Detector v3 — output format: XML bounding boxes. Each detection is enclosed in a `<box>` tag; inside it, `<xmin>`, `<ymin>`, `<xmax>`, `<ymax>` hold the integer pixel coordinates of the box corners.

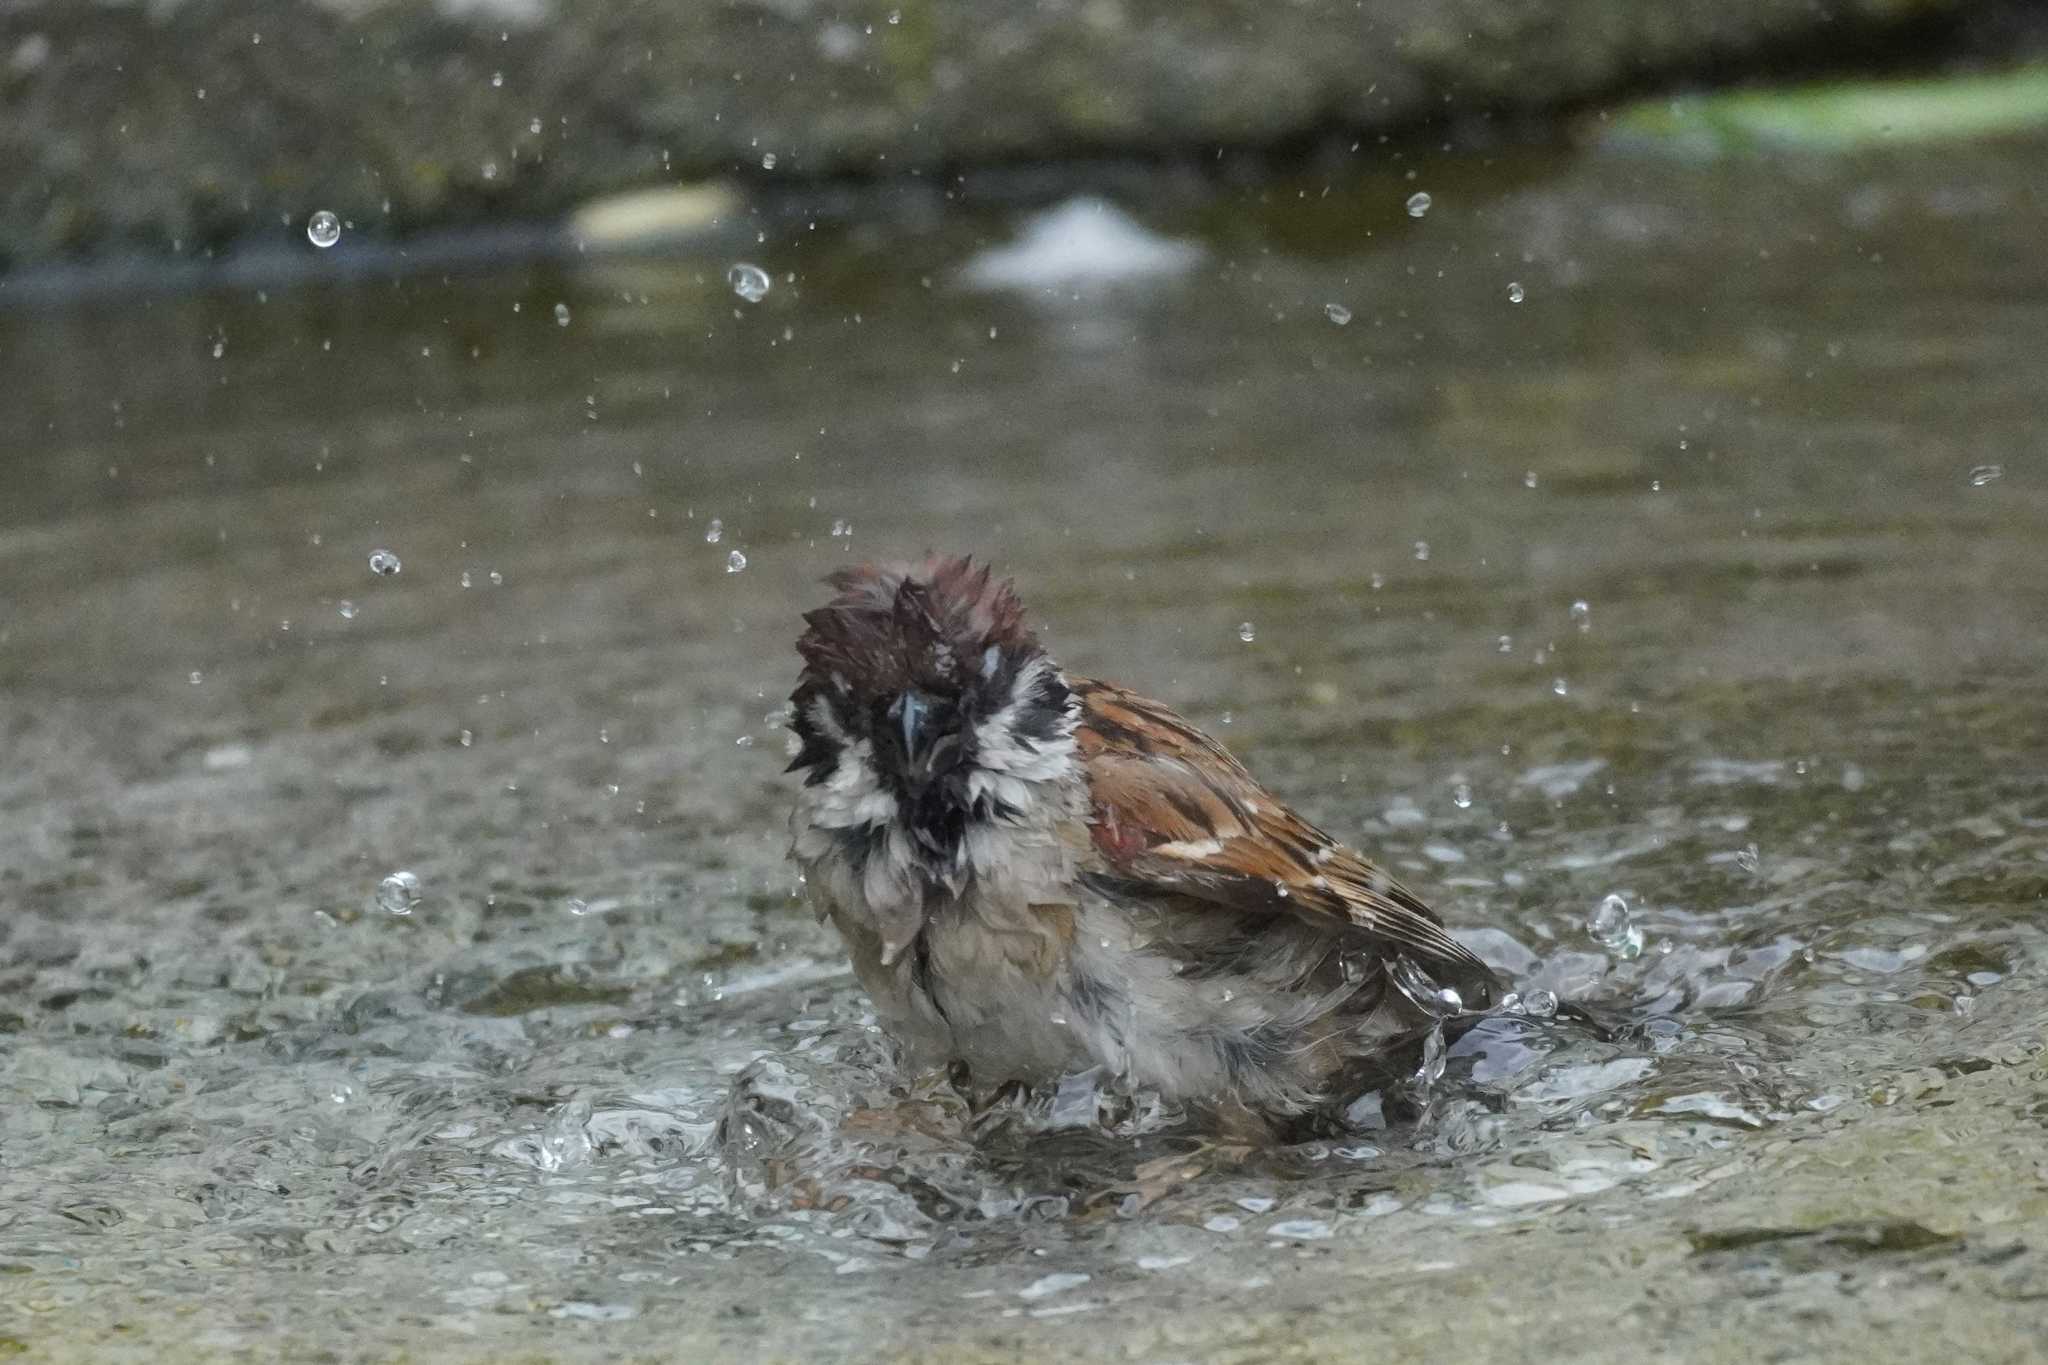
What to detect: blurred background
<box><xmin>4</xmin><ymin>3</ymin><xmax>2048</xmax><ymax>1362</ymax></box>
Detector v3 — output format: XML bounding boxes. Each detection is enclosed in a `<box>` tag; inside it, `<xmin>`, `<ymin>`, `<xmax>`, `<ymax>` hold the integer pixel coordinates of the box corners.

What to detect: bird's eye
<box><xmin>980</xmin><ymin>644</ymin><xmax>1002</xmax><ymax>679</ymax></box>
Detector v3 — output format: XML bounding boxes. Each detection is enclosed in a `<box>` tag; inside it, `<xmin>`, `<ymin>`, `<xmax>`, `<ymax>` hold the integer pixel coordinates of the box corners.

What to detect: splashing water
<box><xmin>376</xmin><ymin>870</ymin><xmax>422</xmax><ymax>915</ymax></box>
<box><xmin>728</xmin><ymin>263</ymin><xmax>772</xmax><ymax>303</ymax></box>
<box><xmin>1585</xmin><ymin>893</ymin><xmax>1644</xmax><ymax>960</ymax></box>
<box><xmin>1387</xmin><ymin>956</ymin><xmax>1466</xmax><ymax>1018</ymax></box>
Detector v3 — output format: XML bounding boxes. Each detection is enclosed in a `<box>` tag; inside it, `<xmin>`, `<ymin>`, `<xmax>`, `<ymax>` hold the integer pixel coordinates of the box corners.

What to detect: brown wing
<box><xmin>1071</xmin><ymin>676</ymin><xmax>1498</xmax><ymax>1007</ymax></box>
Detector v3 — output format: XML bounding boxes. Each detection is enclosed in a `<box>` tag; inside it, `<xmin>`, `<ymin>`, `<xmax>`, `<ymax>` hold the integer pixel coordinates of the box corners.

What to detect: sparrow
<box><xmin>785</xmin><ymin>555</ymin><xmax>1501</xmax><ymax>1131</ymax></box>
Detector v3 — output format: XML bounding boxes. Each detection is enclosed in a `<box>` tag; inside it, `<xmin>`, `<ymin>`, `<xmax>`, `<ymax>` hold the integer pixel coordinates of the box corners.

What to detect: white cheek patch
<box><xmin>799</xmin><ymin>737</ymin><xmax>899</xmax><ymax>830</ymax></box>
<box><xmin>972</xmin><ymin>659</ymin><xmax>1079</xmax><ymax>782</ymax></box>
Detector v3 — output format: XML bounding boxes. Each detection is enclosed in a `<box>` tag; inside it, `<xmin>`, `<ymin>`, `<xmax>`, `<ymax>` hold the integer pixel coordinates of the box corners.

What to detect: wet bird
<box><xmin>785</xmin><ymin>555</ymin><xmax>1500</xmax><ymax>1132</ymax></box>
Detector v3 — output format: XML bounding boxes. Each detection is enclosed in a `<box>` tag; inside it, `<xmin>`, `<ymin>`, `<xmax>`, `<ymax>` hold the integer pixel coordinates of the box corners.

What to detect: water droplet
<box><xmin>726</xmin><ymin>550</ymin><xmax>748</xmax><ymax>573</ymax></box>
<box><xmin>1405</xmin><ymin>191</ymin><xmax>1432</xmax><ymax>218</ymax></box>
<box><xmin>1735</xmin><ymin>843</ymin><xmax>1762</xmax><ymax>875</ymax></box>
<box><xmin>566</xmin><ymin>898</ymin><xmax>590</xmax><ymax>917</ymax></box>
<box><xmin>1324</xmin><ymin>302</ymin><xmax>1352</xmax><ymax>326</ymax></box>
<box><xmin>760</xmin><ymin>151</ymin><xmax>778</xmax><ymax>170</ymax></box>
<box><xmin>529</xmin><ymin>117</ymin><xmax>543</xmax><ymax>135</ymax></box>
<box><xmin>1551</xmin><ymin>677</ymin><xmax>1569</xmax><ymax>696</ymax></box>
<box><xmin>1387</xmin><ymin>956</ymin><xmax>1464</xmax><ymax>1017</ymax></box>
<box><xmin>1496</xmin><ymin>634</ymin><xmax>1513</xmax><ymax>654</ymax></box>
<box><xmin>553</xmin><ymin>302</ymin><xmax>571</xmax><ymax>327</ymax></box>
<box><xmin>368</xmin><ymin>548</ymin><xmax>402</xmax><ymax>576</ymax></box>
<box><xmin>705</xmin><ymin>518</ymin><xmax>723</xmax><ymax>543</ymax></box>
<box><xmin>1237</xmin><ymin>621</ymin><xmax>1256</xmax><ymax>643</ymax></box>
<box><xmin>1523</xmin><ymin>470</ymin><xmax>1539</xmax><ymax>489</ymax></box>
<box><xmin>490</xmin><ymin>70</ymin><xmax>504</xmax><ymax>88</ymax></box>
<box><xmin>1452</xmin><ymin>782</ymin><xmax>1473</xmax><ymax>809</ymax></box>
<box><xmin>1968</xmin><ymin>464</ymin><xmax>2004</xmax><ymax>487</ymax></box>
<box><xmin>1570</xmin><ymin>599</ymin><xmax>1591</xmax><ymax>632</ymax></box>
<box><xmin>538</xmin><ymin>1097</ymin><xmax>594</xmax><ymax>1171</ymax></box>
<box><xmin>887</xmin><ymin>8</ymin><xmax>901</xmax><ymax>21</ymax></box>
<box><xmin>1586</xmin><ymin>893</ymin><xmax>1644</xmax><ymax>959</ymax></box>
<box><xmin>306</xmin><ymin>210</ymin><xmax>341</xmax><ymax>249</ymax></box>
<box><xmin>459</xmin><ymin>729</ymin><xmax>473</xmax><ymax>747</ymax></box>
<box><xmin>727</xmin><ymin>263</ymin><xmax>771</xmax><ymax>303</ymax></box>
<box><xmin>377</xmin><ymin>870</ymin><xmax>422</xmax><ymax>915</ymax></box>
<box><xmin>188</xmin><ymin>670</ymin><xmax>204</xmax><ymax>686</ymax></box>
<box><xmin>489</xmin><ymin>570</ymin><xmax>503</xmax><ymax>586</ymax></box>
<box><xmin>830</xmin><ymin>518</ymin><xmax>851</xmax><ymax>537</ymax></box>
<box><xmin>1414</xmin><ymin>1022</ymin><xmax>1448</xmax><ymax>1088</ymax></box>
<box><xmin>1523</xmin><ymin>989</ymin><xmax>1559</xmax><ymax>1018</ymax></box>
<box><xmin>1507</xmin><ymin>281</ymin><xmax>1525</xmax><ymax>303</ymax></box>
<box><xmin>459</xmin><ymin>571</ymin><xmax>472</xmax><ymax>588</ymax></box>
<box><xmin>337</xmin><ymin>600</ymin><xmax>356</xmax><ymax>620</ymax></box>
<box><xmin>735</xmin><ymin>734</ymin><xmax>754</xmax><ymax>748</ymax></box>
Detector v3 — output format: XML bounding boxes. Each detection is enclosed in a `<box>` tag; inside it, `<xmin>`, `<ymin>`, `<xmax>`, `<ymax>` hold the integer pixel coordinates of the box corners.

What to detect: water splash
<box><xmin>1586</xmin><ymin>894</ymin><xmax>1644</xmax><ymax>960</ymax></box>
<box><xmin>376</xmin><ymin>870</ymin><xmax>422</xmax><ymax>915</ymax></box>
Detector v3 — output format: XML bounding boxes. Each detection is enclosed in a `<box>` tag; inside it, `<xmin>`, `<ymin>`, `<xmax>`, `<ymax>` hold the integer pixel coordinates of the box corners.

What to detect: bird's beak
<box><xmin>890</xmin><ymin>689</ymin><xmax>938</xmax><ymax>785</ymax></box>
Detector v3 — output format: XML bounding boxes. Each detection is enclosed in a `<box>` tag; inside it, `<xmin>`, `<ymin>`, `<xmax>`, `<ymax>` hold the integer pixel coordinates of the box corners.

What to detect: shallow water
<box><xmin>3</xmin><ymin>137</ymin><xmax>2047</xmax><ymax>1361</ymax></box>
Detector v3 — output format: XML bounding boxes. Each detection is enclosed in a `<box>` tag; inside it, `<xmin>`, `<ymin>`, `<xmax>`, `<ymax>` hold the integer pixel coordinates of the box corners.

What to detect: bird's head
<box><xmin>787</xmin><ymin>556</ymin><xmax>1074</xmax><ymax>812</ymax></box>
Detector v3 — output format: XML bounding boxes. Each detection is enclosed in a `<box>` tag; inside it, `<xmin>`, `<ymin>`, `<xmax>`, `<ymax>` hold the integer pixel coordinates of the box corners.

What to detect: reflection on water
<box><xmin>3</xmin><ymin>136</ymin><xmax>2047</xmax><ymax>1357</ymax></box>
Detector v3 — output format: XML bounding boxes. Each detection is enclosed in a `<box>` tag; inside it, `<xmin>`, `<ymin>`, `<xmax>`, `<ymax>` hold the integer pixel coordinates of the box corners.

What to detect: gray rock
<box><xmin>0</xmin><ymin>0</ymin><xmax>1987</xmax><ymax>263</ymax></box>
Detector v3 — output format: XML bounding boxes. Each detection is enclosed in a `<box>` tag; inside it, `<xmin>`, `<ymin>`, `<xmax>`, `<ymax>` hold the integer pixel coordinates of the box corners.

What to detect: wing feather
<box><xmin>1072</xmin><ymin>676</ymin><xmax>1497</xmax><ymax>1006</ymax></box>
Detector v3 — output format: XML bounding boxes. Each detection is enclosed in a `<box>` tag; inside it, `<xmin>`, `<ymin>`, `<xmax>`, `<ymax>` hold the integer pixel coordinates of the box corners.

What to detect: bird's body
<box><xmin>787</xmin><ymin>557</ymin><xmax>1499</xmax><ymax>1128</ymax></box>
